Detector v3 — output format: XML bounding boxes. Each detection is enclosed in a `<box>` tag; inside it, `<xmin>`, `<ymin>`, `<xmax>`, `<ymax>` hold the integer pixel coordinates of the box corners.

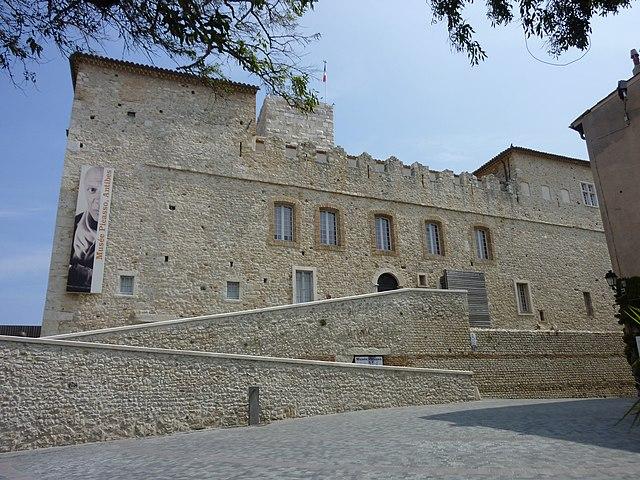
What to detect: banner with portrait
<box><xmin>66</xmin><ymin>165</ymin><xmax>114</xmax><ymax>293</ymax></box>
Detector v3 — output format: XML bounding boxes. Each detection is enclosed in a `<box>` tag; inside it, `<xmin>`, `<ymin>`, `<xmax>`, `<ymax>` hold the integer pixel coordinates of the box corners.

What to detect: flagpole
<box><xmin>323</xmin><ymin>60</ymin><xmax>327</xmax><ymax>102</ymax></box>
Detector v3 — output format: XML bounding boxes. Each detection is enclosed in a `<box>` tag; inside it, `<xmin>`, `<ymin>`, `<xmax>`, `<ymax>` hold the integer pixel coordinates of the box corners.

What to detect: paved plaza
<box><xmin>1</xmin><ymin>398</ymin><xmax>639</xmax><ymax>479</ymax></box>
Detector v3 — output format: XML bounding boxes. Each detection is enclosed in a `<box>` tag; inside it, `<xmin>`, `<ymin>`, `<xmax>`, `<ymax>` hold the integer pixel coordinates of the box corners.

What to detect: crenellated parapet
<box><xmin>236</xmin><ymin>133</ymin><xmax>602</xmax><ymax>231</ymax></box>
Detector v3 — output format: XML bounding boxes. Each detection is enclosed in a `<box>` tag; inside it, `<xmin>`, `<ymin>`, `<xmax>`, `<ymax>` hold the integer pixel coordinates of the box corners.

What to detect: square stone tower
<box><xmin>257</xmin><ymin>95</ymin><xmax>334</xmax><ymax>149</ymax></box>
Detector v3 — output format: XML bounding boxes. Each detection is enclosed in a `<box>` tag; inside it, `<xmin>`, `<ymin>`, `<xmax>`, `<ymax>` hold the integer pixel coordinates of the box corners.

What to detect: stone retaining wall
<box><xmin>50</xmin><ymin>291</ymin><xmax>634</xmax><ymax>398</ymax></box>
<box><xmin>53</xmin><ymin>289</ymin><xmax>471</xmax><ymax>362</ymax></box>
<box><xmin>407</xmin><ymin>329</ymin><xmax>634</xmax><ymax>398</ymax></box>
<box><xmin>0</xmin><ymin>336</ymin><xmax>476</xmax><ymax>452</ymax></box>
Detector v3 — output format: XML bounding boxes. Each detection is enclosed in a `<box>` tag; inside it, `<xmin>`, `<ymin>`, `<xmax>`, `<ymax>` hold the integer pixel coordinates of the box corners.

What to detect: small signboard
<box><xmin>354</xmin><ymin>356</ymin><xmax>383</xmax><ymax>366</ymax></box>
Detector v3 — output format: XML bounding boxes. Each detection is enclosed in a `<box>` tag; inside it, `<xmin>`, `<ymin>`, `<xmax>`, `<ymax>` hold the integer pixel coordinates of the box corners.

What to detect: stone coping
<box><xmin>49</xmin><ymin>288</ymin><xmax>467</xmax><ymax>339</ymax></box>
<box><xmin>0</xmin><ymin>336</ymin><xmax>474</xmax><ymax>376</ymax></box>
<box><xmin>470</xmin><ymin>328</ymin><xmax>622</xmax><ymax>334</ymax></box>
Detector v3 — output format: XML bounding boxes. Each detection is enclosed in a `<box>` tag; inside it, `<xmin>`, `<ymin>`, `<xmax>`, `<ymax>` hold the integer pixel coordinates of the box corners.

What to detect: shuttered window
<box><xmin>474</xmin><ymin>227</ymin><xmax>491</xmax><ymax>260</ymax></box>
<box><xmin>444</xmin><ymin>270</ymin><xmax>491</xmax><ymax>328</ymax></box>
<box><xmin>320</xmin><ymin>209</ymin><xmax>338</xmax><ymax>245</ymax></box>
<box><xmin>375</xmin><ymin>216</ymin><xmax>392</xmax><ymax>251</ymax></box>
<box><xmin>581</xmin><ymin>182</ymin><xmax>598</xmax><ymax>207</ymax></box>
<box><xmin>425</xmin><ymin>222</ymin><xmax>442</xmax><ymax>255</ymax></box>
<box><xmin>274</xmin><ymin>204</ymin><xmax>294</xmax><ymax>241</ymax></box>
<box><xmin>516</xmin><ymin>282</ymin><xmax>532</xmax><ymax>314</ymax></box>
<box><xmin>295</xmin><ymin>270</ymin><xmax>314</xmax><ymax>303</ymax></box>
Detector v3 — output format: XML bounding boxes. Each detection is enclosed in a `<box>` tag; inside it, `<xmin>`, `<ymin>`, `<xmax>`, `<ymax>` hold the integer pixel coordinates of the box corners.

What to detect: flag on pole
<box><xmin>322</xmin><ymin>61</ymin><xmax>327</xmax><ymax>83</ymax></box>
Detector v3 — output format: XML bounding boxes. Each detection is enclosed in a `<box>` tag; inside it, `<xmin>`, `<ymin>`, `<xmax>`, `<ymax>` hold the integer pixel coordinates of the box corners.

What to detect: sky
<box><xmin>1</xmin><ymin>0</ymin><xmax>639</xmax><ymax>325</ymax></box>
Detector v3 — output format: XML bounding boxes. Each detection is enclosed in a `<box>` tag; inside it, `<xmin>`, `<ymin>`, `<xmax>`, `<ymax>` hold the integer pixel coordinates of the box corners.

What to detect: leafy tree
<box><xmin>1</xmin><ymin>0</ymin><xmax>320</xmax><ymax>109</ymax></box>
<box><xmin>0</xmin><ymin>0</ymin><xmax>635</xmax><ymax>110</ymax></box>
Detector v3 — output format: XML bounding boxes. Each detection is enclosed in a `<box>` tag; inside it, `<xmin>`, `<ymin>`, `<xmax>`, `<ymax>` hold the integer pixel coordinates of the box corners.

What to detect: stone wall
<box><xmin>0</xmin><ymin>336</ymin><xmax>476</xmax><ymax>452</ymax></box>
<box><xmin>53</xmin><ymin>289</ymin><xmax>471</xmax><ymax>361</ymax></box>
<box><xmin>257</xmin><ymin>95</ymin><xmax>334</xmax><ymax>148</ymax></box>
<box><xmin>42</xmin><ymin>55</ymin><xmax>615</xmax><ymax>336</ymax></box>
<box><xmin>52</xmin><ymin>289</ymin><xmax>634</xmax><ymax>398</ymax></box>
<box><xmin>412</xmin><ymin>329</ymin><xmax>634</xmax><ymax>398</ymax></box>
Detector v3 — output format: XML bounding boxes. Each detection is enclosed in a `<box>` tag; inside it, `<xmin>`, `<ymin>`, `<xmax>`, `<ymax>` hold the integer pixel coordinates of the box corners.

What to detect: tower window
<box><xmin>425</xmin><ymin>221</ymin><xmax>443</xmax><ymax>256</ymax></box>
<box><xmin>274</xmin><ymin>203</ymin><xmax>294</xmax><ymax>241</ymax></box>
<box><xmin>319</xmin><ymin>209</ymin><xmax>338</xmax><ymax>245</ymax></box>
<box><xmin>375</xmin><ymin>215</ymin><xmax>393</xmax><ymax>251</ymax></box>
<box><xmin>581</xmin><ymin>182</ymin><xmax>599</xmax><ymax>207</ymax></box>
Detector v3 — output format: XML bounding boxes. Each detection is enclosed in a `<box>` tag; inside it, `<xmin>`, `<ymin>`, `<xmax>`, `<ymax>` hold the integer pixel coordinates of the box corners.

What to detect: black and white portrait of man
<box><xmin>67</xmin><ymin>166</ymin><xmax>105</xmax><ymax>293</ymax></box>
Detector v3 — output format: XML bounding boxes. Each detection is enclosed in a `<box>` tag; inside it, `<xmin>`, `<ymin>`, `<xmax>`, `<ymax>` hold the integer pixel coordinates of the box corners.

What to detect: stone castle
<box><xmin>0</xmin><ymin>53</ymin><xmax>633</xmax><ymax>453</ymax></box>
<box><xmin>43</xmin><ymin>53</ymin><xmax>612</xmax><ymax>335</ymax></box>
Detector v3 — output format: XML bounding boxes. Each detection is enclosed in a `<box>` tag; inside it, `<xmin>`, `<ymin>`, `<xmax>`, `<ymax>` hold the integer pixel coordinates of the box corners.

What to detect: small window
<box><xmin>515</xmin><ymin>282</ymin><xmax>532</xmax><ymax>314</ymax></box>
<box><xmin>418</xmin><ymin>274</ymin><xmax>427</xmax><ymax>287</ymax></box>
<box><xmin>285</xmin><ymin>144</ymin><xmax>297</xmax><ymax>159</ymax></box>
<box><xmin>541</xmin><ymin>185</ymin><xmax>551</xmax><ymax>201</ymax></box>
<box><xmin>316</xmin><ymin>150</ymin><xmax>328</xmax><ymax>164</ymax></box>
<box><xmin>583</xmin><ymin>291</ymin><xmax>594</xmax><ymax>316</ymax></box>
<box><xmin>255</xmin><ymin>139</ymin><xmax>265</xmax><ymax>153</ymax></box>
<box><xmin>319</xmin><ymin>209</ymin><xmax>338</xmax><ymax>245</ymax></box>
<box><xmin>425</xmin><ymin>221</ymin><xmax>443</xmax><ymax>256</ymax></box>
<box><xmin>581</xmin><ymin>182</ymin><xmax>599</xmax><ymax>207</ymax></box>
<box><xmin>168</xmin><ymin>205</ymin><xmax>176</xmax><ymax>211</ymax></box>
<box><xmin>520</xmin><ymin>182</ymin><xmax>531</xmax><ymax>196</ymax></box>
<box><xmin>294</xmin><ymin>269</ymin><xmax>315</xmax><ymax>303</ymax></box>
<box><xmin>274</xmin><ymin>204</ymin><xmax>294</xmax><ymax>241</ymax></box>
<box><xmin>559</xmin><ymin>189</ymin><xmax>570</xmax><ymax>204</ymax></box>
<box><xmin>126</xmin><ymin>111</ymin><xmax>136</xmax><ymax>118</ymax></box>
<box><xmin>226</xmin><ymin>281</ymin><xmax>240</xmax><ymax>300</ymax></box>
<box><xmin>119</xmin><ymin>275</ymin><xmax>135</xmax><ymax>296</ymax></box>
<box><xmin>474</xmin><ymin>227</ymin><xmax>492</xmax><ymax>260</ymax></box>
<box><xmin>375</xmin><ymin>215</ymin><xmax>393</xmax><ymax>251</ymax></box>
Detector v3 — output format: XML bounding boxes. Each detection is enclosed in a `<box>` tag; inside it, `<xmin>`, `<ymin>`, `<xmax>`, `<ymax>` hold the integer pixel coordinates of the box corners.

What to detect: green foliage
<box><xmin>0</xmin><ymin>0</ymin><xmax>635</xmax><ymax>108</ymax></box>
<box><xmin>0</xmin><ymin>0</ymin><xmax>319</xmax><ymax>110</ymax></box>
<box><xmin>429</xmin><ymin>0</ymin><xmax>633</xmax><ymax>64</ymax></box>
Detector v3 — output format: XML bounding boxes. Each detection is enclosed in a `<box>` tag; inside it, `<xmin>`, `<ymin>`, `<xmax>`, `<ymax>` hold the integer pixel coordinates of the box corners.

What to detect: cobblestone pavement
<box><xmin>1</xmin><ymin>398</ymin><xmax>639</xmax><ymax>479</ymax></box>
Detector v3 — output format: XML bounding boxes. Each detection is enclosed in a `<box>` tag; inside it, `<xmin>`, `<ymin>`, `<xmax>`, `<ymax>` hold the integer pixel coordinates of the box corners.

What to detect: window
<box><xmin>474</xmin><ymin>227</ymin><xmax>492</xmax><ymax>260</ymax></box>
<box><xmin>559</xmin><ymin>189</ymin><xmax>570</xmax><ymax>204</ymax></box>
<box><xmin>316</xmin><ymin>150</ymin><xmax>328</xmax><ymax>164</ymax></box>
<box><xmin>294</xmin><ymin>269</ymin><xmax>315</xmax><ymax>303</ymax></box>
<box><xmin>541</xmin><ymin>185</ymin><xmax>551</xmax><ymax>201</ymax></box>
<box><xmin>425</xmin><ymin>222</ymin><xmax>443</xmax><ymax>256</ymax></box>
<box><xmin>274</xmin><ymin>204</ymin><xmax>294</xmax><ymax>241</ymax></box>
<box><xmin>255</xmin><ymin>139</ymin><xmax>265</xmax><ymax>153</ymax></box>
<box><xmin>226</xmin><ymin>281</ymin><xmax>240</xmax><ymax>300</ymax></box>
<box><xmin>417</xmin><ymin>274</ymin><xmax>427</xmax><ymax>287</ymax></box>
<box><xmin>515</xmin><ymin>282</ymin><xmax>532</xmax><ymax>314</ymax></box>
<box><xmin>581</xmin><ymin>182</ymin><xmax>599</xmax><ymax>207</ymax></box>
<box><xmin>375</xmin><ymin>216</ymin><xmax>392</xmax><ymax>251</ymax></box>
<box><xmin>520</xmin><ymin>182</ymin><xmax>531</xmax><ymax>196</ymax></box>
<box><xmin>319</xmin><ymin>209</ymin><xmax>338</xmax><ymax>245</ymax></box>
<box><xmin>119</xmin><ymin>275</ymin><xmax>134</xmax><ymax>296</ymax></box>
<box><xmin>583</xmin><ymin>291</ymin><xmax>594</xmax><ymax>316</ymax></box>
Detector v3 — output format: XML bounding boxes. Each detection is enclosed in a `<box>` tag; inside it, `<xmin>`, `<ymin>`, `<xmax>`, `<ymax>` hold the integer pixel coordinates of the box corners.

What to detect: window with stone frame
<box><xmin>274</xmin><ymin>203</ymin><xmax>294</xmax><ymax>241</ymax></box>
<box><xmin>474</xmin><ymin>227</ymin><xmax>492</xmax><ymax>260</ymax></box>
<box><xmin>374</xmin><ymin>215</ymin><xmax>393</xmax><ymax>251</ymax></box>
<box><xmin>226</xmin><ymin>281</ymin><xmax>240</xmax><ymax>300</ymax></box>
<box><xmin>580</xmin><ymin>182</ymin><xmax>599</xmax><ymax>207</ymax></box>
<box><xmin>425</xmin><ymin>221</ymin><xmax>444</xmax><ymax>256</ymax></box>
<box><xmin>515</xmin><ymin>282</ymin><xmax>533</xmax><ymax>314</ymax></box>
<box><xmin>119</xmin><ymin>275</ymin><xmax>135</xmax><ymax>296</ymax></box>
<box><xmin>319</xmin><ymin>208</ymin><xmax>338</xmax><ymax>246</ymax></box>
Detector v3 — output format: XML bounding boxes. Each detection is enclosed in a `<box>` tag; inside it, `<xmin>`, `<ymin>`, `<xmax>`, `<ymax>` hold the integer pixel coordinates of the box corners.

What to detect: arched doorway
<box><xmin>377</xmin><ymin>273</ymin><xmax>399</xmax><ymax>292</ymax></box>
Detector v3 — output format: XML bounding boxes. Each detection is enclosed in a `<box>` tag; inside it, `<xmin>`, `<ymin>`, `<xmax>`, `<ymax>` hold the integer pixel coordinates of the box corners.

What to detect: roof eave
<box><xmin>69</xmin><ymin>52</ymin><xmax>260</xmax><ymax>94</ymax></box>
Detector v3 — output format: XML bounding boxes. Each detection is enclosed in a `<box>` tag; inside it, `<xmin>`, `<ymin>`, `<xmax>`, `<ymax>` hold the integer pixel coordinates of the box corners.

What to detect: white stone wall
<box><xmin>0</xmin><ymin>336</ymin><xmax>476</xmax><ymax>452</ymax></box>
<box><xmin>54</xmin><ymin>289</ymin><xmax>472</xmax><ymax>361</ymax></box>
<box><xmin>53</xmin><ymin>289</ymin><xmax>634</xmax><ymax>398</ymax></box>
<box><xmin>42</xmin><ymin>57</ymin><xmax>615</xmax><ymax>336</ymax></box>
<box><xmin>257</xmin><ymin>95</ymin><xmax>334</xmax><ymax>148</ymax></box>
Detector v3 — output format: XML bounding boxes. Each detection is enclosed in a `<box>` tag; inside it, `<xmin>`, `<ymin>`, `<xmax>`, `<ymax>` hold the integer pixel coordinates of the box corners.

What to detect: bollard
<box><xmin>248</xmin><ymin>386</ymin><xmax>260</xmax><ymax>426</ymax></box>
